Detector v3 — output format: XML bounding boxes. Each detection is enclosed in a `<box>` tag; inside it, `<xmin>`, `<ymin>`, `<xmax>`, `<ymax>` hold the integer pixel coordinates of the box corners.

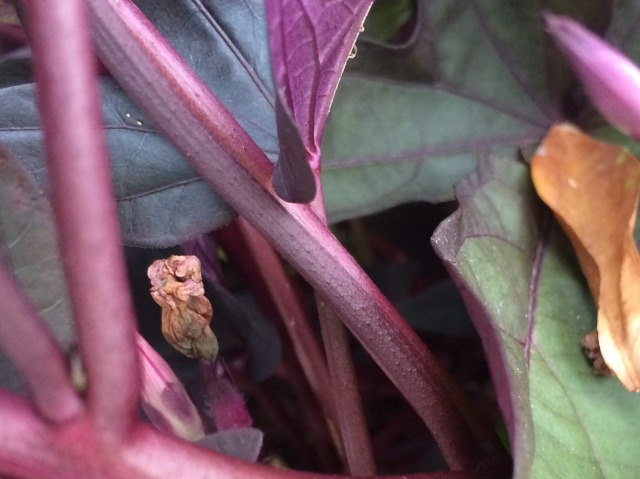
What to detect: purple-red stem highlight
<box><xmin>22</xmin><ymin>0</ymin><xmax>139</xmax><ymax>440</ymax></box>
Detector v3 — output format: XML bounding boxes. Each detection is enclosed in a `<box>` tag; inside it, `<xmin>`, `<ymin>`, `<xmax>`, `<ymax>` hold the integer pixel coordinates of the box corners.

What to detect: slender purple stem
<box><xmin>312</xmin><ymin>182</ymin><xmax>375</xmax><ymax>475</ymax></box>
<box><xmin>0</xmin><ymin>261</ymin><xmax>82</xmax><ymax>422</ymax></box>
<box><xmin>22</xmin><ymin>0</ymin><xmax>139</xmax><ymax>439</ymax></box>
<box><xmin>87</xmin><ymin>0</ymin><xmax>504</xmax><ymax>469</ymax></box>
<box><xmin>317</xmin><ymin>298</ymin><xmax>376</xmax><ymax>475</ymax></box>
<box><xmin>234</xmin><ymin>217</ymin><xmax>341</xmax><ymax>447</ymax></box>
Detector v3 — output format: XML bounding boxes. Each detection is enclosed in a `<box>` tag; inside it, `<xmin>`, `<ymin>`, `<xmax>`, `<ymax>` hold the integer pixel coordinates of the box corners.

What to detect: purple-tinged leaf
<box><xmin>271</xmin><ymin>97</ymin><xmax>316</xmax><ymax>202</ymax></box>
<box><xmin>432</xmin><ymin>155</ymin><xmax>640</xmax><ymax>478</ymax></box>
<box><xmin>321</xmin><ymin>0</ymin><xmax>554</xmax><ymax>223</ymax></box>
<box><xmin>0</xmin><ymin>0</ymin><xmax>278</xmax><ymax>247</ymax></box>
<box><xmin>266</xmin><ymin>0</ymin><xmax>372</xmax><ymax>202</ymax></box>
<box><xmin>197</xmin><ymin>427</ymin><xmax>263</xmax><ymax>462</ymax></box>
<box><xmin>200</xmin><ymin>360</ymin><xmax>252</xmax><ymax>432</ymax></box>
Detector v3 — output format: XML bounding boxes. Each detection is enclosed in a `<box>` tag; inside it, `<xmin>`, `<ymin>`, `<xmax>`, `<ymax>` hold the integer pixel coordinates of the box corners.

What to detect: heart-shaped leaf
<box><xmin>433</xmin><ymin>154</ymin><xmax>640</xmax><ymax>478</ymax></box>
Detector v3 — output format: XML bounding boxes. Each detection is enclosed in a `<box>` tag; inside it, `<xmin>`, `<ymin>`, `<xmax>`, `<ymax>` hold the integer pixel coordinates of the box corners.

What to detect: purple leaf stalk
<box><xmin>545</xmin><ymin>13</ymin><xmax>640</xmax><ymax>140</ymax></box>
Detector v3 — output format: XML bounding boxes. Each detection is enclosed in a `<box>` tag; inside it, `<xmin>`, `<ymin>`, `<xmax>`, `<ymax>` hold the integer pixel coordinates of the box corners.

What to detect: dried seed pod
<box><xmin>147</xmin><ymin>255</ymin><xmax>218</xmax><ymax>360</ymax></box>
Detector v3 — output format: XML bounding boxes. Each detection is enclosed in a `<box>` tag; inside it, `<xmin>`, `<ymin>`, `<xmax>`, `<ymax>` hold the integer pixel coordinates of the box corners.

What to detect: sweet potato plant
<box><xmin>0</xmin><ymin>1</ymin><xmax>639</xmax><ymax>478</ymax></box>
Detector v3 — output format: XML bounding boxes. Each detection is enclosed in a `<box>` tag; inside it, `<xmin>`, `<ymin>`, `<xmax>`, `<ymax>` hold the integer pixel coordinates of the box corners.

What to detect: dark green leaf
<box><xmin>322</xmin><ymin>0</ymin><xmax>553</xmax><ymax>223</ymax></box>
<box><xmin>0</xmin><ymin>148</ymin><xmax>74</xmax><ymax>389</ymax></box>
<box><xmin>397</xmin><ymin>281</ymin><xmax>475</xmax><ymax>338</ymax></box>
<box><xmin>0</xmin><ymin>0</ymin><xmax>278</xmax><ymax>247</ymax></box>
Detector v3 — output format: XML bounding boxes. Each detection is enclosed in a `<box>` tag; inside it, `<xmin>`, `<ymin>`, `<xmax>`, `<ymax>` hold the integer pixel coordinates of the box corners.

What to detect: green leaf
<box><xmin>361</xmin><ymin>0</ymin><xmax>414</xmax><ymax>42</ymax></box>
<box><xmin>432</xmin><ymin>155</ymin><xmax>640</xmax><ymax>478</ymax></box>
<box><xmin>322</xmin><ymin>0</ymin><xmax>553</xmax><ymax>223</ymax></box>
<box><xmin>0</xmin><ymin>148</ymin><xmax>74</xmax><ymax>389</ymax></box>
<box><xmin>321</xmin><ymin>0</ymin><xmax>619</xmax><ymax>224</ymax></box>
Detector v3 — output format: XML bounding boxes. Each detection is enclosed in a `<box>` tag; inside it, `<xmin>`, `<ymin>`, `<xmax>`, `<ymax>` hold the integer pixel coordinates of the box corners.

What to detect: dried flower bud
<box><xmin>148</xmin><ymin>255</ymin><xmax>218</xmax><ymax>359</ymax></box>
<box><xmin>545</xmin><ymin>13</ymin><xmax>640</xmax><ymax>140</ymax></box>
<box><xmin>137</xmin><ymin>334</ymin><xmax>205</xmax><ymax>441</ymax></box>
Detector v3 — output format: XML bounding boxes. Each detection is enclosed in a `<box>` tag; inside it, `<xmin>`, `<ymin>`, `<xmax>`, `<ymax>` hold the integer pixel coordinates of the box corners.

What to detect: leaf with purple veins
<box><xmin>432</xmin><ymin>155</ymin><xmax>640</xmax><ymax>478</ymax></box>
<box><xmin>266</xmin><ymin>0</ymin><xmax>372</xmax><ymax>202</ymax></box>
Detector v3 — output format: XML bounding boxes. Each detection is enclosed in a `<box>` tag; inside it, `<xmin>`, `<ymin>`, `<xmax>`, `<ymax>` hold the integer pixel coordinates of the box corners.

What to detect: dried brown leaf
<box><xmin>531</xmin><ymin>123</ymin><xmax>640</xmax><ymax>390</ymax></box>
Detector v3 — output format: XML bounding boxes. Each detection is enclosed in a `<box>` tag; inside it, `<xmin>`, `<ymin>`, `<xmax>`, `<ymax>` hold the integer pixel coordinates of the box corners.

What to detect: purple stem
<box><xmin>317</xmin><ymin>299</ymin><xmax>376</xmax><ymax>475</ymax></box>
<box><xmin>234</xmin><ymin>218</ymin><xmax>340</xmax><ymax>444</ymax></box>
<box><xmin>0</xmin><ymin>261</ymin><xmax>82</xmax><ymax>422</ymax></box>
<box><xmin>22</xmin><ymin>0</ymin><xmax>140</xmax><ymax>439</ymax></box>
<box><xmin>312</xmin><ymin>182</ymin><xmax>375</xmax><ymax>475</ymax></box>
<box><xmin>87</xmin><ymin>0</ymin><xmax>502</xmax><ymax>468</ymax></box>
<box><xmin>0</xmin><ymin>389</ymin><xmax>493</xmax><ymax>479</ymax></box>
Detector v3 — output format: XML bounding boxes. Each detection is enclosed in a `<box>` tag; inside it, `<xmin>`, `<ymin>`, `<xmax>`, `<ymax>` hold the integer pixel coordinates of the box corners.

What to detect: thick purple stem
<box><xmin>0</xmin><ymin>261</ymin><xmax>82</xmax><ymax>422</ymax></box>
<box><xmin>22</xmin><ymin>0</ymin><xmax>139</xmax><ymax>439</ymax></box>
<box><xmin>87</xmin><ymin>0</ymin><xmax>501</xmax><ymax>469</ymax></box>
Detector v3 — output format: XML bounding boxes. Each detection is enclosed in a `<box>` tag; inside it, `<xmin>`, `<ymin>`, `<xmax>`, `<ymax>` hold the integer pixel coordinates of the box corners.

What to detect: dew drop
<box><xmin>122</xmin><ymin>111</ymin><xmax>146</xmax><ymax>128</ymax></box>
<box><xmin>348</xmin><ymin>45</ymin><xmax>357</xmax><ymax>59</ymax></box>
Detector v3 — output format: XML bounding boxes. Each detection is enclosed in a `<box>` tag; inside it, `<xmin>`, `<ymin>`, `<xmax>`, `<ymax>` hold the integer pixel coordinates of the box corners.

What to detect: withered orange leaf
<box><xmin>531</xmin><ymin>123</ymin><xmax>640</xmax><ymax>391</ymax></box>
<box><xmin>147</xmin><ymin>255</ymin><xmax>218</xmax><ymax>360</ymax></box>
